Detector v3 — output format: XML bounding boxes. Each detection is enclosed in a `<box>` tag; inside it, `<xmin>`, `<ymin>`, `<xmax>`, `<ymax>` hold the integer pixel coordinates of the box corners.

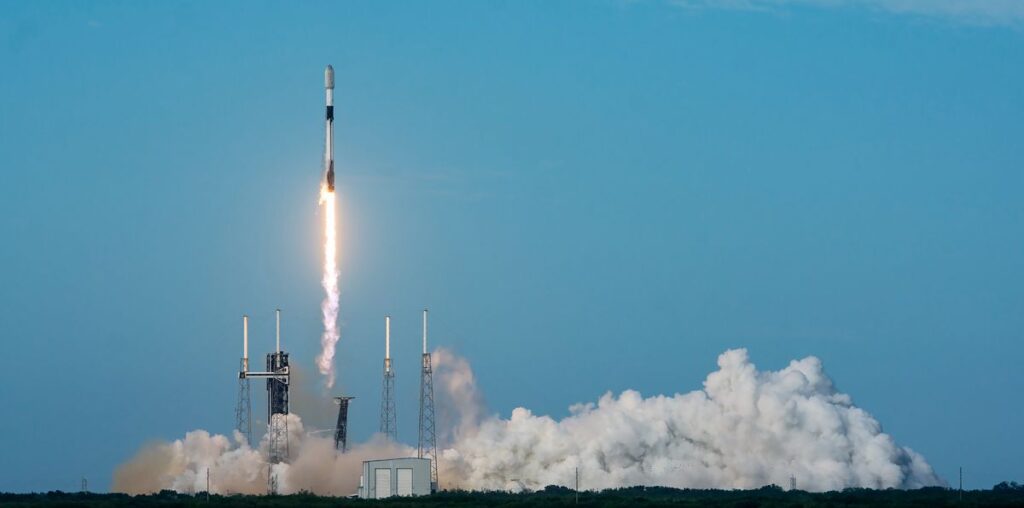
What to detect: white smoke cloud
<box><xmin>114</xmin><ymin>348</ymin><xmax>942</xmax><ymax>495</ymax></box>
<box><xmin>113</xmin><ymin>414</ymin><xmax>414</xmax><ymax>495</ymax></box>
<box><xmin>438</xmin><ymin>348</ymin><xmax>943</xmax><ymax>492</ymax></box>
<box><xmin>432</xmin><ymin>349</ymin><xmax>486</xmax><ymax>444</ymax></box>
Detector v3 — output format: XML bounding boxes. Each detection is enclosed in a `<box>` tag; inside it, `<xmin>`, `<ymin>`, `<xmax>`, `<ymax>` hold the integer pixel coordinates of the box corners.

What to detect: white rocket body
<box><xmin>324</xmin><ymin>65</ymin><xmax>335</xmax><ymax>191</ymax></box>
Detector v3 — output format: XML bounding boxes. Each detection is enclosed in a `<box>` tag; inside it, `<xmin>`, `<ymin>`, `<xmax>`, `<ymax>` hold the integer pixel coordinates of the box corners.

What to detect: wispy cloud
<box><xmin>670</xmin><ymin>0</ymin><xmax>1024</xmax><ymax>26</ymax></box>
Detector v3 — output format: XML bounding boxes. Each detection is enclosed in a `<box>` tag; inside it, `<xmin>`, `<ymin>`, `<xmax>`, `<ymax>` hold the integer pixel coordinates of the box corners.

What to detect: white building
<box><xmin>358</xmin><ymin>457</ymin><xmax>433</xmax><ymax>499</ymax></box>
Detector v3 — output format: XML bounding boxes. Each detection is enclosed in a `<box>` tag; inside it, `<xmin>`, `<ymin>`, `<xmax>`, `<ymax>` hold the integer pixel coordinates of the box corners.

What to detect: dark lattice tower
<box><xmin>235</xmin><ymin>315</ymin><xmax>252</xmax><ymax>446</ymax></box>
<box><xmin>379</xmin><ymin>316</ymin><xmax>397</xmax><ymax>441</ymax></box>
<box><xmin>267</xmin><ymin>310</ymin><xmax>290</xmax><ymax>470</ymax></box>
<box><xmin>333</xmin><ymin>396</ymin><xmax>355</xmax><ymax>452</ymax></box>
<box><xmin>418</xmin><ymin>309</ymin><xmax>439</xmax><ymax>491</ymax></box>
<box><xmin>266</xmin><ymin>350</ymin><xmax>290</xmax><ymax>462</ymax></box>
<box><xmin>236</xmin><ymin>310</ymin><xmax>290</xmax><ymax>495</ymax></box>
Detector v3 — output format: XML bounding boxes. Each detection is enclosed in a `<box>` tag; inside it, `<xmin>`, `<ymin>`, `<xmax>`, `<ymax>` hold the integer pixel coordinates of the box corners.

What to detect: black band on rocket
<box><xmin>326</xmin><ymin>106</ymin><xmax>334</xmax><ymax>121</ymax></box>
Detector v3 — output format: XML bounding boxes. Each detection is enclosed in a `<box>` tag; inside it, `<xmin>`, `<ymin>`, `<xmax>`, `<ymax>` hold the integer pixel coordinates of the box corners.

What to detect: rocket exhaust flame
<box><xmin>316</xmin><ymin>184</ymin><xmax>340</xmax><ymax>387</ymax></box>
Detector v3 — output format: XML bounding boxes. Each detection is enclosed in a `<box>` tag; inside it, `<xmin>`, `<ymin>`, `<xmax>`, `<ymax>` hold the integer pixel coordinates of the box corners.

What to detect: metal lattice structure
<box><xmin>236</xmin><ymin>358</ymin><xmax>252</xmax><ymax>445</ymax></box>
<box><xmin>235</xmin><ymin>316</ymin><xmax>253</xmax><ymax>446</ymax></box>
<box><xmin>418</xmin><ymin>310</ymin><xmax>439</xmax><ymax>491</ymax></box>
<box><xmin>266</xmin><ymin>350</ymin><xmax>290</xmax><ymax>465</ymax></box>
<box><xmin>379</xmin><ymin>316</ymin><xmax>398</xmax><ymax>441</ymax></box>
<box><xmin>236</xmin><ymin>310</ymin><xmax>291</xmax><ymax>495</ymax></box>
<box><xmin>334</xmin><ymin>396</ymin><xmax>355</xmax><ymax>452</ymax></box>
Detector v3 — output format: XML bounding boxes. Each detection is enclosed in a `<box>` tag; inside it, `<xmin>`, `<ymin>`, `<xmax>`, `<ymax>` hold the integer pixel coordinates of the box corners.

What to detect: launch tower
<box><xmin>379</xmin><ymin>316</ymin><xmax>397</xmax><ymax>441</ymax></box>
<box><xmin>418</xmin><ymin>309</ymin><xmax>439</xmax><ymax>491</ymax></box>
<box><xmin>236</xmin><ymin>309</ymin><xmax>291</xmax><ymax>494</ymax></box>
<box><xmin>235</xmin><ymin>316</ymin><xmax>253</xmax><ymax>446</ymax></box>
<box><xmin>333</xmin><ymin>396</ymin><xmax>355</xmax><ymax>452</ymax></box>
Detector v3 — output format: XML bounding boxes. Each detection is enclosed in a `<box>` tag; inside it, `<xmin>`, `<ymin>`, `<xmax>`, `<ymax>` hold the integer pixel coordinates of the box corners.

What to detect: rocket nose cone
<box><xmin>325</xmin><ymin>65</ymin><xmax>335</xmax><ymax>89</ymax></box>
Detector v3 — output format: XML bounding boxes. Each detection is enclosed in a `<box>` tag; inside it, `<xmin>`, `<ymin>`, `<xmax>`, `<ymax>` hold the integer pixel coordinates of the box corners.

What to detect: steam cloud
<box><xmin>315</xmin><ymin>186</ymin><xmax>340</xmax><ymax>388</ymax></box>
<box><xmin>441</xmin><ymin>348</ymin><xmax>942</xmax><ymax>491</ymax></box>
<box><xmin>114</xmin><ymin>348</ymin><xmax>942</xmax><ymax>494</ymax></box>
<box><xmin>113</xmin><ymin>414</ymin><xmax>413</xmax><ymax>495</ymax></box>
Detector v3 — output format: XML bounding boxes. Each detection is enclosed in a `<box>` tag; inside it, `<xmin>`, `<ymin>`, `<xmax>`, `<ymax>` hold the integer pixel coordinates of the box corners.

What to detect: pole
<box><xmin>275</xmin><ymin>309</ymin><xmax>281</xmax><ymax>353</ymax></box>
<box><xmin>206</xmin><ymin>468</ymin><xmax>210</xmax><ymax>501</ymax></box>
<box><xmin>573</xmin><ymin>469</ymin><xmax>581</xmax><ymax>503</ymax></box>
<box><xmin>242</xmin><ymin>315</ymin><xmax>249</xmax><ymax>372</ymax></box>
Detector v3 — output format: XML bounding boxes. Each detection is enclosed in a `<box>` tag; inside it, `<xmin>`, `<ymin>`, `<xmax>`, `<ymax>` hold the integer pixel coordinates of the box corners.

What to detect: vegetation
<box><xmin>3</xmin><ymin>484</ymin><xmax>1024</xmax><ymax>507</ymax></box>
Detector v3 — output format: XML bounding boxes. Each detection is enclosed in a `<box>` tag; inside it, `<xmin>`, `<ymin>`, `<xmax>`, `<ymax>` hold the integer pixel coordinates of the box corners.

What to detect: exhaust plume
<box><xmin>438</xmin><ymin>348</ymin><xmax>942</xmax><ymax>492</ymax></box>
<box><xmin>113</xmin><ymin>414</ymin><xmax>413</xmax><ymax>495</ymax></box>
<box><xmin>315</xmin><ymin>185</ymin><xmax>340</xmax><ymax>387</ymax></box>
<box><xmin>114</xmin><ymin>348</ymin><xmax>942</xmax><ymax>494</ymax></box>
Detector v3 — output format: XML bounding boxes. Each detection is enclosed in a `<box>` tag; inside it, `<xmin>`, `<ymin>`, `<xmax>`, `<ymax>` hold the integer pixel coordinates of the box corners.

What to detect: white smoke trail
<box><xmin>315</xmin><ymin>185</ymin><xmax>340</xmax><ymax>388</ymax></box>
<box><xmin>114</xmin><ymin>348</ymin><xmax>943</xmax><ymax>494</ymax></box>
<box><xmin>438</xmin><ymin>348</ymin><xmax>943</xmax><ymax>492</ymax></box>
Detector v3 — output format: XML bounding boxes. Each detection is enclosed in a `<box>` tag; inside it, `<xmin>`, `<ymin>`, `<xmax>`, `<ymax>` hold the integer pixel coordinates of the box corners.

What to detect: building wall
<box><xmin>359</xmin><ymin>457</ymin><xmax>432</xmax><ymax>499</ymax></box>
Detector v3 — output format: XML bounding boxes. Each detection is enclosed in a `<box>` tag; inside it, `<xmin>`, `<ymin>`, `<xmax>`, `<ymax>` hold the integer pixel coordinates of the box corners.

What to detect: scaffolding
<box><xmin>379</xmin><ymin>316</ymin><xmax>397</xmax><ymax>441</ymax></box>
<box><xmin>237</xmin><ymin>310</ymin><xmax>291</xmax><ymax>495</ymax></box>
<box><xmin>418</xmin><ymin>309</ymin><xmax>439</xmax><ymax>491</ymax></box>
<box><xmin>235</xmin><ymin>317</ymin><xmax>253</xmax><ymax>447</ymax></box>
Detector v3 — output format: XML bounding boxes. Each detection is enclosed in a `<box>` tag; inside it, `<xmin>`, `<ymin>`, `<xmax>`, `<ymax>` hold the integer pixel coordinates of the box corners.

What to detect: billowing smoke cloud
<box><xmin>114</xmin><ymin>348</ymin><xmax>942</xmax><ymax>494</ymax></box>
<box><xmin>432</xmin><ymin>349</ymin><xmax>486</xmax><ymax>444</ymax></box>
<box><xmin>439</xmin><ymin>348</ymin><xmax>942</xmax><ymax>492</ymax></box>
<box><xmin>113</xmin><ymin>414</ymin><xmax>413</xmax><ymax>495</ymax></box>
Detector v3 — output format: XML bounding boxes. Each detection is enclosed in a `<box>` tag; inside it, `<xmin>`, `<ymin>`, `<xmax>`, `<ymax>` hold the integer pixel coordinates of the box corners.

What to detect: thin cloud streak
<box><xmin>670</xmin><ymin>0</ymin><xmax>1024</xmax><ymax>26</ymax></box>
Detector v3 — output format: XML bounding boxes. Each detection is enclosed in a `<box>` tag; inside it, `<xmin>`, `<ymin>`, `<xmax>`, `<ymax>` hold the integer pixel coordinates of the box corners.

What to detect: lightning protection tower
<box><xmin>418</xmin><ymin>308</ymin><xmax>439</xmax><ymax>491</ymax></box>
<box><xmin>334</xmin><ymin>396</ymin><xmax>355</xmax><ymax>452</ymax></box>
<box><xmin>379</xmin><ymin>315</ymin><xmax>397</xmax><ymax>441</ymax></box>
<box><xmin>235</xmin><ymin>315</ymin><xmax>252</xmax><ymax>446</ymax></box>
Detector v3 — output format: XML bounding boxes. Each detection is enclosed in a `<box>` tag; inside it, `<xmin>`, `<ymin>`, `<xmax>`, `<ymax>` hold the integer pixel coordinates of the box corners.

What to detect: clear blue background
<box><xmin>1</xmin><ymin>0</ymin><xmax>1021</xmax><ymax>493</ymax></box>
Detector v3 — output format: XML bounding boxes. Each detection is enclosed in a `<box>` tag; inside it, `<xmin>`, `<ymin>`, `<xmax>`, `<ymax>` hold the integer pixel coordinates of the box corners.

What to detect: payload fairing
<box><xmin>324</xmin><ymin>65</ymin><xmax>335</xmax><ymax>192</ymax></box>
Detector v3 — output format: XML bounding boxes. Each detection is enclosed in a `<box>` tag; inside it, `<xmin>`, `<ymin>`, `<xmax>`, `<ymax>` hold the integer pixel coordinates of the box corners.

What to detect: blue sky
<box><xmin>1</xmin><ymin>0</ymin><xmax>1022</xmax><ymax>493</ymax></box>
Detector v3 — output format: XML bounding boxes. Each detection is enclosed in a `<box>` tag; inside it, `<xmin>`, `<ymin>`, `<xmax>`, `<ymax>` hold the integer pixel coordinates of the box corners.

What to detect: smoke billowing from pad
<box><xmin>439</xmin><ymin>348</ymin><xmax>942</xmax><ymax>492</ymax></box>
<box><xmin>315</xmin><ymin>185</ymin><xmax>340</xmax><ymax>388</ymax></box>
<box><xmin>113</xmin><ymin>414</ymin><xmax>414</xmax><ymax>495</ymax></box>
<box><xmin>114</xmin><ymin>348</ymin><xmax>942</xmax><ymax>494</ymax></box>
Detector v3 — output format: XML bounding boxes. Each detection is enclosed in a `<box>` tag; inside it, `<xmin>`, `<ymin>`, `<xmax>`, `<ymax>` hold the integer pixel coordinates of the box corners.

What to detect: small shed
<box><xmin>358</xmin><ymin>457</ymin><xmax>432</xmax><ymax>498</ymax></box>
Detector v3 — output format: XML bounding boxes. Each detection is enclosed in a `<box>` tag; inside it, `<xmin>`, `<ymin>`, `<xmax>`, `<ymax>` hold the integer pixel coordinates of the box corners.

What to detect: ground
<box><xmin>4</xmin><ymin>485</ymin><xmax>1024</xmax><ymax>507</ymax></box>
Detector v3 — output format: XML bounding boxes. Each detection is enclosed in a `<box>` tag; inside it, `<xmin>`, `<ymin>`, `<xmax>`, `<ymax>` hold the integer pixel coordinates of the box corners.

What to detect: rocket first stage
<box><xmin>324</xmin><ymin>65</ymin><xmax>335</xmax><ymax>192</ymax></box>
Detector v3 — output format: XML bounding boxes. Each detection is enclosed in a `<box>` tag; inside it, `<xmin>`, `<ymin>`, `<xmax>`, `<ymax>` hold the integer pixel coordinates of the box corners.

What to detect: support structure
<box><xmin>235</xmin><ymin>315</ymin><xmax>252</xmax><ymax>447</ymax></box>
<box><xmin>379</xmin><ymin>316</ymin><xmax>397</xmax><ymax>441</ymax></box>
<box><xmin>237</xmin><ymin>309</ymin><xmax>291</xmax><ymax>494</ymax></box>
<box><xmin>418</xmin><ymin>309</ymin><xmax>439</xmax><ymax>491</ymax></box>
<box><xmin>266</xmin><ymin>349</ymin><xmax>290</xmax><ymax>464</ymax></box>
<box><xmin>265</xmin><ymin>310</ymin><xmax>290</xmax><ymax>467</ymax></box>
<box><xmin>334</xmin><ymin>396</ymin><xmax>355</xmax><ymax>452</ymax></box>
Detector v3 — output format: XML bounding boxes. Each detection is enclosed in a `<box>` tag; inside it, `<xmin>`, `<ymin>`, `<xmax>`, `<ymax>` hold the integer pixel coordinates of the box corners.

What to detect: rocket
<box><xmin>324</xmin><ymin>65</ymin><xmax>335</xmax><ymax>192</ymax></box>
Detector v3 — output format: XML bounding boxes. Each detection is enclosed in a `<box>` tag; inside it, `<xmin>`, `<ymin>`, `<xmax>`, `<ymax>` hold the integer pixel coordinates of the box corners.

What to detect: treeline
<box><xmin>3</xmin><ymin>483</ymin><xmax>1024</xmax><ymax>507</ymax></box>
